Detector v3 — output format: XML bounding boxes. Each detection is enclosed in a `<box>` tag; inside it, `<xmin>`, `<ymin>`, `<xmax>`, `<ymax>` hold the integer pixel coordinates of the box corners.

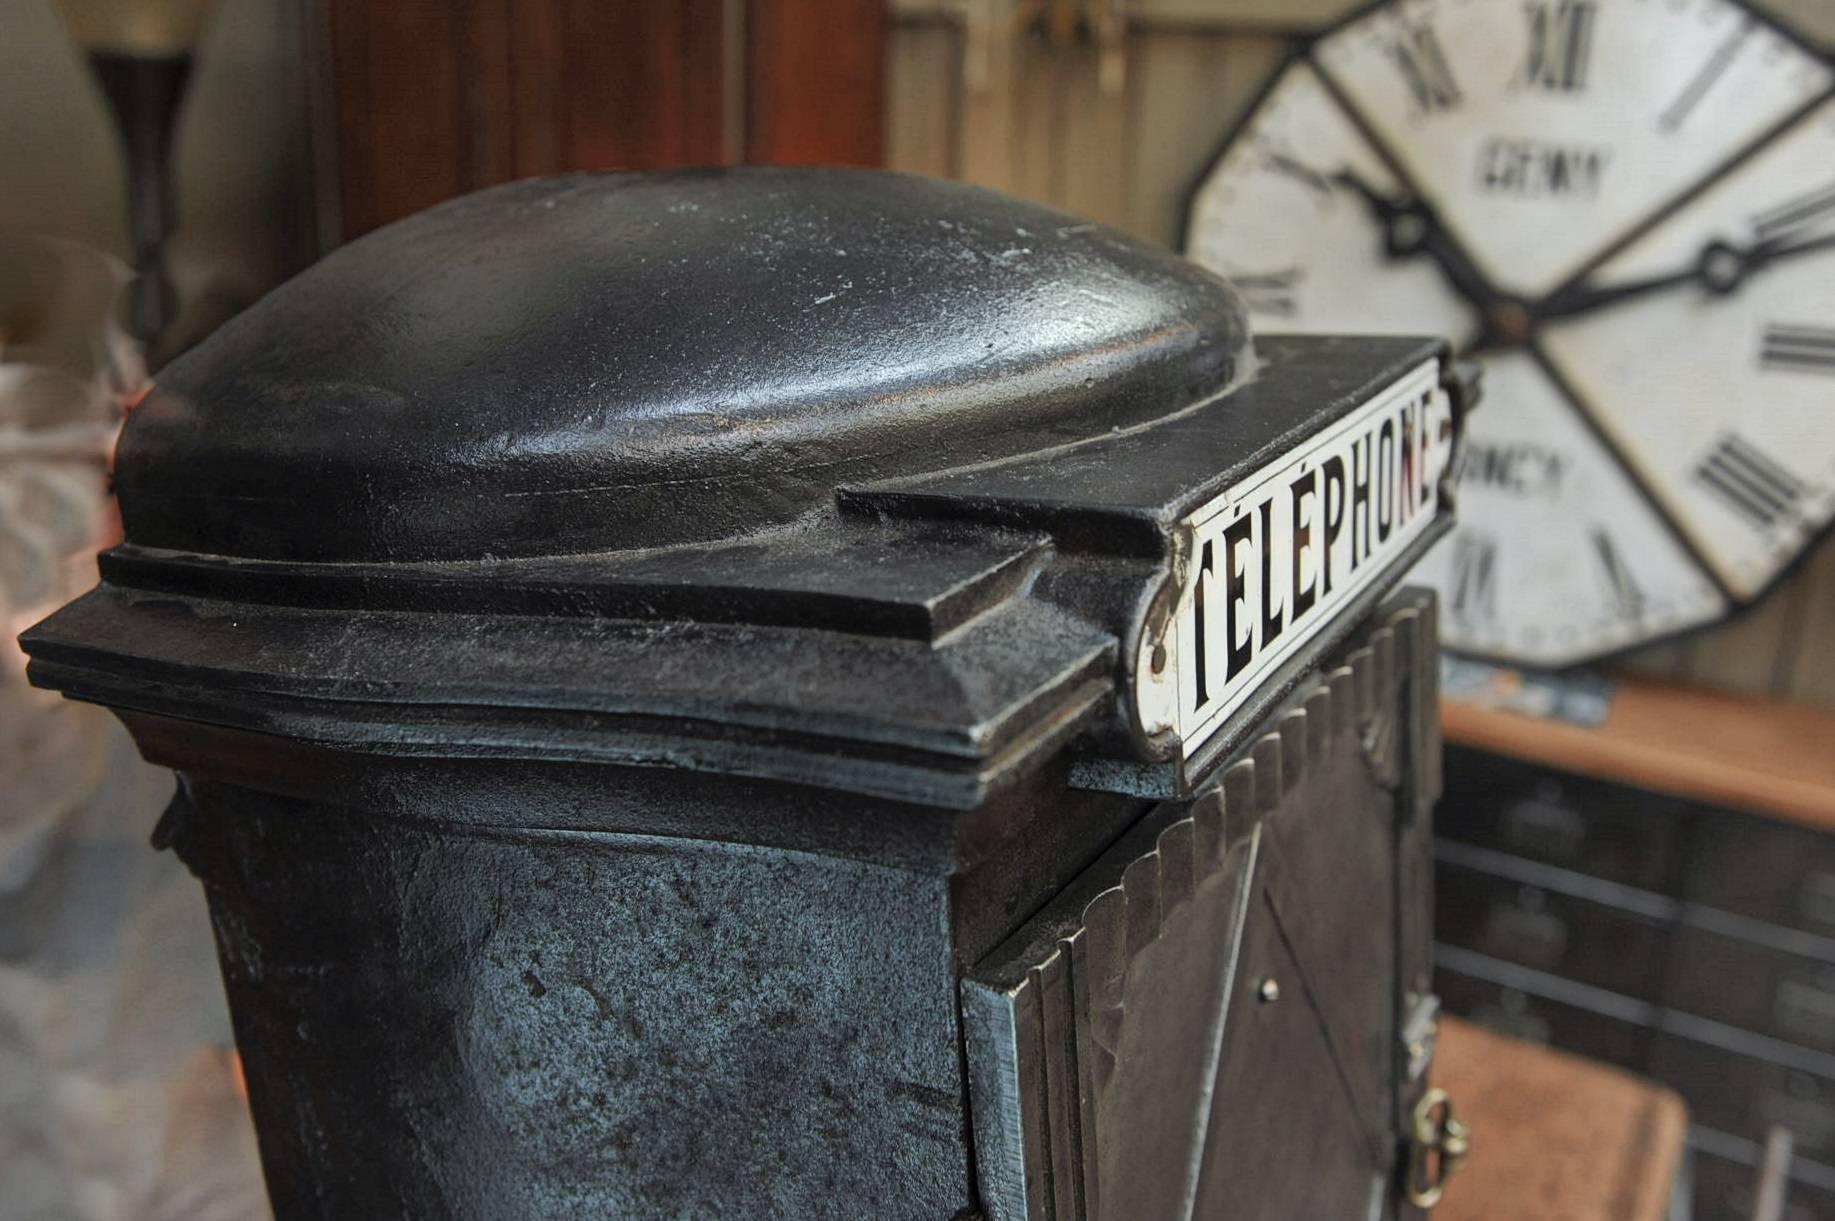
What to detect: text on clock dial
<box><xmin>1477</xmin><ymin>138</ymin><xmax>1610</xmax><ymax>199</ymax></box>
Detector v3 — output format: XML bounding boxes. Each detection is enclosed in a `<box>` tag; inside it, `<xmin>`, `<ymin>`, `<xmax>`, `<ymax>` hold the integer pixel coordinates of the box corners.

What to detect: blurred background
<box><xmin>2</xmin><ymin>1</ymin><xmax>1832</xmax><ymax>1219</ymax></box>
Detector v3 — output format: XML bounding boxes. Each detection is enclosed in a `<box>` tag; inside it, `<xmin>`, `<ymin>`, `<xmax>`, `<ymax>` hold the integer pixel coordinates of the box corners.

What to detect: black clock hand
<box><xmin>1330</xmin><ymin>169</ymin><xmax>1502</xmax><ymax>313</ymax></box>
<box><xmin>1536</xmin><ymin>230</ymin><xmax>1835</xmax><ymax>321</ymax></box>
<box><xmin>1533</xmin><ymin>266</ymin><xmax>1695</xmax><ymax>319</ymax></box>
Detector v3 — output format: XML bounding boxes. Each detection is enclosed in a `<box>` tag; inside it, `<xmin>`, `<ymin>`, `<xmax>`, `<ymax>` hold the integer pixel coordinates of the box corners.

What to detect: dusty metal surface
<box><xmin>20</xmin><ymin>169</ymin><xmax>1459</xmax><ymax>1219</ymax></box>
<box><xmin>963</xmin><ymin>596</ymin><xmax>1443</xmax><ymax>1221</ymax></box>
<box><xmin>112</xmin><ymin>167</ymin><xmax>1251</xmax><ymax>563</ymax></box>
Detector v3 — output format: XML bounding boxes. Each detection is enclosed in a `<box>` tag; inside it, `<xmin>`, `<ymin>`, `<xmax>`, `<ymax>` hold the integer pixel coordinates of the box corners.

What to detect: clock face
<box><xmin>1186</xmin><ymin>0</ymin><xmax>1834</xmax><ymax>667</ymax></box>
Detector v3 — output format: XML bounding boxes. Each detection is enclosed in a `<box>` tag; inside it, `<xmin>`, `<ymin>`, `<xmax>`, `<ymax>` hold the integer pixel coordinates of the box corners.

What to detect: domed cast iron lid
<box><xmin>118</xmin><ymin>169</ymin><xmax>1249</xmax><ymax>563</ymax></box>
<box><xmin>22</xmin><ymin>168</ymin><xmax>1465</xmax><ymax>807</ymax></box>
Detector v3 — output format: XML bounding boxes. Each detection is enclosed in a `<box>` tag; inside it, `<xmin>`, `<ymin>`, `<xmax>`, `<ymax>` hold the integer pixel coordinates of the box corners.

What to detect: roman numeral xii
<box><xmin>1523</xmin><ymin>0</ymin><xmax>1597</xmax><ymax>92</ymax></box>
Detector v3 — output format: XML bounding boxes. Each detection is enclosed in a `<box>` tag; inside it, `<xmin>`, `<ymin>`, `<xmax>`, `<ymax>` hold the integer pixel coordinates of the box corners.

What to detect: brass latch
<box><xmin>1406</xmin><ymin>1087</ymin><xmax>1470</xmax><ymax>1208</ymax></box>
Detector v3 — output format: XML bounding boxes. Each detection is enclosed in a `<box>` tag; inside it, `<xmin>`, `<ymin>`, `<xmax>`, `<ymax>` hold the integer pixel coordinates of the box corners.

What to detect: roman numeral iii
<box><xmin>1389</xmin><ymin>22</ymin><xmax>1462</xmax><ymax>114</ymax></box>
<box><xmin>1693</xmin><ymin>434</ymin><xmax>1807</xmax><ymax>530</ymax></box>
<box><xmin>1523</xmin><ymin>0</ymin><xmax>1596</xmax><ymax>93</ymax></box>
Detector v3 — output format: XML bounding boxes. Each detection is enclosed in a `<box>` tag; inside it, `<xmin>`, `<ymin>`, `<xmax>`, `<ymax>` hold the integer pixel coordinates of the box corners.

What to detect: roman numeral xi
<box><xmin>1390</xmin><ymin>22</ymin><xmax>1462</xmax><ymax>114</ymax></box>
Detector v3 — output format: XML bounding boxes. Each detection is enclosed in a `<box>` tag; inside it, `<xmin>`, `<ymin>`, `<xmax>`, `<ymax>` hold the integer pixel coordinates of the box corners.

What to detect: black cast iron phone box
<box><xmin>23</xmin><ymin>168</ymin><xmax>1473</xmax><ymax>1219</ymax></box>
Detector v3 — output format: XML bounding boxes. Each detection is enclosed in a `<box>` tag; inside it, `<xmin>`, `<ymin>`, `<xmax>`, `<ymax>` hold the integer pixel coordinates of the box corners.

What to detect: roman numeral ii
<box><xmin>1590</xmin><ymin>529</ymin><xmax>1643</xmax><ymax>620</ymax></box>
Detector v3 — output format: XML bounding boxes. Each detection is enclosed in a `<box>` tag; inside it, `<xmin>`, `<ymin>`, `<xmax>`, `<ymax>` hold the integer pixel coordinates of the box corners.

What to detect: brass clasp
<box><xmin>1406</xmin><ymin>1087</ymin><xmax>1470</xmax><ymax>1208</ymax></box>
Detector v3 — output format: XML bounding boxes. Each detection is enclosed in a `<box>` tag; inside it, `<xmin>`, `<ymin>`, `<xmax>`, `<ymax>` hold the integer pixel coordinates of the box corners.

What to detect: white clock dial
<box><xmin>1314</xmin><ymin>0</ymin><xmax>1833</xmax><ymax>299</ymax></box>
<box><xmin>1186</xmin><ymin>62</ymin><xmax>1480</xmax><ymax>344</ymax></box>
<box><xmin>1187</xmin><ymin>3</ymin><xmax>1832</xmax><ymax>668</ymax></box>
<box><xmin>1407</xmin><ymin>353</ymin><xmax>1727</xmax><ymax>665</ymax></box>
<box><xmin>1185</xmin><ymin>68</ymin><xmax>1730</xmax><ymax>663</ymax></box>
<box><xmin>1542</xmin><ymin>101</ymin><xmax>1835</xmax><ymax>598</ymax></box>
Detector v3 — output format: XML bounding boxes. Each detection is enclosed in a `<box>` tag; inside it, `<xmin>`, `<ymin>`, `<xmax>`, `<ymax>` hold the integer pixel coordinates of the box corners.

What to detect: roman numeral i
<box><xmin>1523</xmin><ymin>0</ymin><xmax>1597</xmax><ymax>93</ymax></box>
<box><xmin>1657</xmin><ymin>19</ymin><xmax>1751</xmax><ymax>133</ymax></box>
<box><xmin>1590</xmin><ymin>528</ymin><xmax>1644</xmax><ymax>620</ymax></box>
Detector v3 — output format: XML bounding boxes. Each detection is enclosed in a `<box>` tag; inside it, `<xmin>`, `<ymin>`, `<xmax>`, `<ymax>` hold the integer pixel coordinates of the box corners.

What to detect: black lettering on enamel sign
<box><xmin>1259</xmin><ymin>500</ymin><xmax>1285</xmax><ymax>652</ymax></box>
<box><xmin>1224</xmin><ymin>513</ymin><xmax>1256</xmax><ymax>681</ymax></box>
<box><xmin>1193</xmin><ymin>538</ymin><xmax>1215</xmax><ymax>712</ymax></box>
<box><xmin>1350</xmin><ymin>436</ymin><xmax>1373</xmax><ymax>569</ymax></box>
<box><xmin>1157</xmin><ymin>360</ymin><xmax>1452</xmax><ymax>758</ymax></box>
<box><xmin>1322</xmin><ymin>455</ymin><xmax>1346</xmax><ymax>597</ymax></box>
<box><xmin>1291</xmin><ymin>470</ymin><xmax>1318</xmax><ymax>624</ymax></box>
<box><xmin>1400</xmin><ymin>400</ymin><xmax>1420</xmax><ymax>522</ymax></box>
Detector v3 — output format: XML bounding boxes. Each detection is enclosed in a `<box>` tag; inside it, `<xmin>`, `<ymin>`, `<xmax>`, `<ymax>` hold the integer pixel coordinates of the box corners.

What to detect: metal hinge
<box><xmin>1401</xmin><ymin>991</ymin><xmax>1440</xmax><ymax>1083</ymax></box>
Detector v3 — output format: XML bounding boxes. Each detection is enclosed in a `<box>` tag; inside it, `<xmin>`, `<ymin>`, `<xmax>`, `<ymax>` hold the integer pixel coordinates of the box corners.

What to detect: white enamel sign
<box><xmin>1139</xmin><ymin>359</ymin><xmax>1454</xmax><ymax>760</ymax></box>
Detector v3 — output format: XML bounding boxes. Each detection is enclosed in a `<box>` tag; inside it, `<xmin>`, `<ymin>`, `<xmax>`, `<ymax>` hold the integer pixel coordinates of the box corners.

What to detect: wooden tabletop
<box><xmin>1442</xmin><ymin>677</ymin><xmax>1835</xmax><ymax>833</ymax></box>
<box><xmin>1433</xmin><ymin>1017</ymin><xmax>1687</xmax><ymax>1221</ymax></box>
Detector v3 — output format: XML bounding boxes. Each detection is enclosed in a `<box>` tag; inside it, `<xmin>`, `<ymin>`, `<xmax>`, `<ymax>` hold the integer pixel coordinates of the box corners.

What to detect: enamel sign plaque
<box><xmin>1140</xmin><ymin>359</ymin><xmax>1453</xmax><ymax>764</ymax></box>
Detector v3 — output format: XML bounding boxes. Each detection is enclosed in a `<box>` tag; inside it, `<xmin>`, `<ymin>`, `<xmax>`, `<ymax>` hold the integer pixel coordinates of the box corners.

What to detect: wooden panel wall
<box><xmin>324</xmin><ymin>0</ymin><xmax>730</xmax><ymax>240</ymax></box>
<box><xmin>887</xmin><ymin>0</ymin><xmax>1289</xmax><ymax>246</ymax></box>
<box><xmin>320</xmin><ymin>0</ymin><xmax>886</xmax><ymax>242</ymax></box>
<box><xmin>884</xmin><ymin>0</ymin><xmax>1835</xmax><ymax>708</ymax></box>
<box><xmin>748</xmin><ymin>0</ymin><xmax>887</xmax><ymax>164</ymax></box>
